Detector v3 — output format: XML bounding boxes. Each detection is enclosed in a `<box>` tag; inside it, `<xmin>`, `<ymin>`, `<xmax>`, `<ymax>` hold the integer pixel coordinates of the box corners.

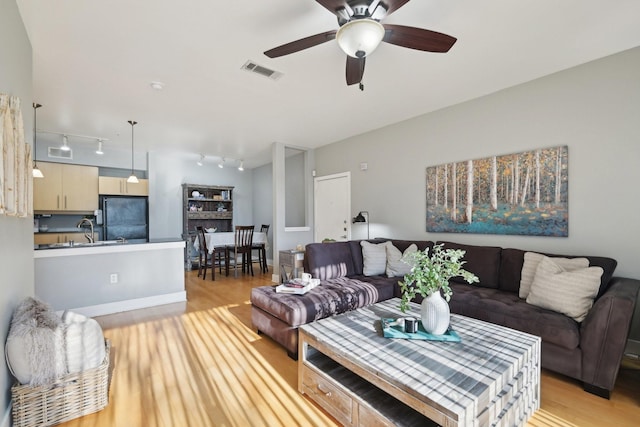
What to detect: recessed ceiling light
<box><xmin>150</xmin><ymin>81</ymin><xmax>165</xmax><ymax>90</ymax></box>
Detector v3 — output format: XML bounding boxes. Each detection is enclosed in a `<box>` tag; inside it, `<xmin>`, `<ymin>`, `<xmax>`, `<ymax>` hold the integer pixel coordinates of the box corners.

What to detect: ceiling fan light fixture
<box><xmin>336</xmin><ymin>19</ymin><xmax>385</xmax><ymax>58</ymax></box>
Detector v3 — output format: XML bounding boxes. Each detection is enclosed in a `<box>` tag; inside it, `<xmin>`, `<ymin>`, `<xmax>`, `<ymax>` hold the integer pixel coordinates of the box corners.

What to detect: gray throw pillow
<box><xmin>361</xmin><ymin>241</ymin><xmax>389</xmax><ymax>276</ymax></box>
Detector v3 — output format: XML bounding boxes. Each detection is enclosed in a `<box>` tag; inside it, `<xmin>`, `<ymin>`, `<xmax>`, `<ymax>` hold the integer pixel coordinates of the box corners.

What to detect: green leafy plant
<box><xmin>399</xmin><ymin>243</ymin><xmax>479</xmax><ymax>312</ymax></box>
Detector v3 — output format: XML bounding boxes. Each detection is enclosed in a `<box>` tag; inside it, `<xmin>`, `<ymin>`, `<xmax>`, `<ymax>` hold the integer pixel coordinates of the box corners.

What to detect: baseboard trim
<box><xmin>1</xmin><ymin>404</ymin><xmax>11</xmax><ymax>427</ymax></box>
<box><xmin>58</xmin><ymin>292</ymin><xmax>187</xmax><ymax>317</ymax></box>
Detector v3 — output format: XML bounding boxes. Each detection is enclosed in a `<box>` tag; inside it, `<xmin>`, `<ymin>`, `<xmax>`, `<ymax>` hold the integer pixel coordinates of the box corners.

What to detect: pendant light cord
<box><xmin>33</xmin><ymin>103</ymin><xmax>42</xmax><ymax>166</ymax></box>
<box><xmin>128</xmin><ymin>120</ymin><xmax>137</xmax><ymax>175</ymax></box>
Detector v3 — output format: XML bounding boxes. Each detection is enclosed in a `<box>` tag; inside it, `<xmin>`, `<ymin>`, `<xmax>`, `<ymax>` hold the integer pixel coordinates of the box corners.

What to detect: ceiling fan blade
<box><xmin>315</xmin><ymin>1</ymin><xmax>351</xmax><ymax>17</ymax></box>
<box><xmin>264</xmin><ymin>30</ymin><xmax>337</xmax><ymax>58</ymax></box>
<box><xmin>383</xmin><ymin>24</ymin><xmax>457</xmax><ymax>53</ymax></box>
<box><xmin>346</xmin><ymin>56</ymin><xmax>365</xmax><ymax>85</ymax></box>
<box><xmin>377</xmin><ymin>0</ymin><xmax>412</xmax><ymax>17</ymax></box>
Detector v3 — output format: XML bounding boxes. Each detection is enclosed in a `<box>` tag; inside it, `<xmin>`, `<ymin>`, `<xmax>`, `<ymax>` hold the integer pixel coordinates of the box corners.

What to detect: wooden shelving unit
<box><xmin>182</xmin><ymin>183</ymin><xmax>234</xmax><ymax>234</ymax></box>
<box><xmin>182</xmin><ymin>183</ymin><xmax>234</xmax><ymax>268</ymax></box>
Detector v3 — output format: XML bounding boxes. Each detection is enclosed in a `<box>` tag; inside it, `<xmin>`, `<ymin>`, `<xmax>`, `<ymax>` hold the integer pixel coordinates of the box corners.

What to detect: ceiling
<box><xmin>16</xmin><ymin>0</ymin><xmax>640</xmax><ymax>169</ymax></box>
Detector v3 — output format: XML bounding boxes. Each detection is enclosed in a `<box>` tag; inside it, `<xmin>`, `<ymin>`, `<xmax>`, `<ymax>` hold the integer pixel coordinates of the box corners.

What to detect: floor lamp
<box><xmin>352</xmin><ymin>211</ymin><xmax>369</xmax><ymax>240</ymax></box>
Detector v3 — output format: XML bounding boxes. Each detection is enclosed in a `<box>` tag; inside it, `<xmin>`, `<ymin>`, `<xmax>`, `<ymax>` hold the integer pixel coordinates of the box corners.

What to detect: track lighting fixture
<box><xmin>127</xmin><ymin>120</ymin><xmax>139</xmax><ymax>184</ymax></box>
<box><xmin>96</xmin><ymin>139</ymin><xmax>104</xmax><ymax>155</ymax></box>
<box><xmin>60</xmin><ymin>135</ymin><xmax>71</xmax><ymax>151</ymax></box>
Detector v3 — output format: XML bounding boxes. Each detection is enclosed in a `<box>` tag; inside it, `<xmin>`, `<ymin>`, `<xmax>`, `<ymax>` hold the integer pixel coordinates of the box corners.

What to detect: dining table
<box><xmin>193</xmin><ymin>231</ymin><xmax>268</xmax><ymax>254</ymax></box>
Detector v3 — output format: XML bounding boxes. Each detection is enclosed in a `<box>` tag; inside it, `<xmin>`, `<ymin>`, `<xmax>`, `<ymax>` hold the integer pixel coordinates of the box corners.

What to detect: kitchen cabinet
<box><xmin>99</xmin><ymin>176</ymin><xmax>149</xmax><ymax>196</ymax></box>
<box><xmin>33</xmin><ymin>162</ymin><xmax>99</xmax><ymax>213</ymax></box>
<box><xmin>34</xmin><ymin>232</ymin><xmax>98</xmax><ymax>245</ymax></box>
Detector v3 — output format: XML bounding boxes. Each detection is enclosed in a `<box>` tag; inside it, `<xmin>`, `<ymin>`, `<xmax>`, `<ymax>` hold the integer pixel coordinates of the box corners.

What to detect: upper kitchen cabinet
<box><xmin>99</xmin><ymin>176</ymin><xmax>149</xmax><ymax>196</ymax></box>
<box><xmin>33</xmin><ymin>162</ymin><xmax>99</xmax><ymax>213</ymax></box>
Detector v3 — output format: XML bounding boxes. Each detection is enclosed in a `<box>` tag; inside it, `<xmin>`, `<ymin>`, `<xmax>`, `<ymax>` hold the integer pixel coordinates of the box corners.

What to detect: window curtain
<box><xmin>0</xmin><ymin>93</ymin><xmax>32</xmax><ymax>217</ymax></box>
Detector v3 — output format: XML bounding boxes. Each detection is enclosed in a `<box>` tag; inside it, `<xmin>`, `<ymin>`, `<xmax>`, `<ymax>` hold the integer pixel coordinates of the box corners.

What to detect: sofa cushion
<box><xmin>526</xmin><ymin>257</ymin><xmax>603</xmax><ymax>322</ymax></box>
<box><xmin>305</xmin><ymin>242</ymin><xmax>356</xmax><ymax>279</ymax></box>
<box><xmin>449</xmin><ymin>283</ymin><xmax>580</xmax><ymax>350</ymax></box>
<box><xmin>250</xmin><ymin>277</ymin><xmax>395</xmax><ymax>327</ymax></box>
<box><xmin>439</xmin><ymin>241</ymin><xmax>502</xmax><ymax>288</ymax></box>
<box><xmin>385</xmin><ymin>243</ymin><xmax>417</xmax><ymax>277</ymax></box>
<box><xmin>498</xmin><ymin>248</ymin><xmax>526</xmax><ymax>293</ymax></box>
<box><xmin>361</xmin><ymin>241</ymin><xmax>389</xmax><ymax>276</ymax></box>
<box><xmin>519</xmin><ymin>252</ymin><xmax>589</xmax><ymax>299</ymax></box>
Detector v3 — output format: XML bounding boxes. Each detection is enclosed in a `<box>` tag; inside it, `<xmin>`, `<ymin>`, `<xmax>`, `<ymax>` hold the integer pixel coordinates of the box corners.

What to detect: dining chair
<box><xmin>195</xmin><ymin>226</ymin><xmax>213</xmax><ymax>280</ymax></box>
<box><xmin>252</xmin><ymin>224</ymin><xmax>270</xmax><ymax>273</ymax></box>
<box><xmin>196</xmin><ymin>226</ymin><xmax>224</xmax><ymax>280</ymax></box>
<box><xmin>226</xmin><ymin>225</ymin><xmax>255</xmax><ymax>277</ymax></box>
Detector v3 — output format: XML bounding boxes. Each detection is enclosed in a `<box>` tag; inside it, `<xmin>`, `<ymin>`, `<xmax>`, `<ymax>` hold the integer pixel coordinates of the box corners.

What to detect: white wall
<box><xmin>0</xmin><ymin>0</ymin><xmax>34</xmax><ymax>423</ymax></box>
<box><xmin>315</xmin><ymin>46</ymin><xmax>640</xmax><ymax>346</ymax></box>
<box><xmin>148</xmin><ymin>151</ymin><xmax>254</xmax><ymax>239</ymax></box>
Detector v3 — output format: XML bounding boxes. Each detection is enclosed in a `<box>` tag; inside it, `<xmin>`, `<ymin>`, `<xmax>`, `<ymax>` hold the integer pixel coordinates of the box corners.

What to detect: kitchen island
<box><xmin>34</xmin><ymin>239</ymin><xmax>186</xmax><ymax>316</ymax></box>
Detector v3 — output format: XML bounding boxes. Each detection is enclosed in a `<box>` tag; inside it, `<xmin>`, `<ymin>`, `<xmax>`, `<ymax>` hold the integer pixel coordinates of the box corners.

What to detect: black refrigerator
<box><xmin>100</xmin><ymin>196</ymin><xmax>149</xmax><ymax>243</ymax></box>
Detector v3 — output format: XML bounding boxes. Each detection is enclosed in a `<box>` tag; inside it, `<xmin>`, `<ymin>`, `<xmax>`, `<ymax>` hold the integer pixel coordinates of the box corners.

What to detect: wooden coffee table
<box><xmin>298</xmin><ymin>298</ymin><xmax>541</xmax><ymax>427</ymax></box>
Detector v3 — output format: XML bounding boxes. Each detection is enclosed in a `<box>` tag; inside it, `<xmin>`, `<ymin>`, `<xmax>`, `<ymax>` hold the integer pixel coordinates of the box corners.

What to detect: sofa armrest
<box><xmin>580</xmin><ymin>277</ymin><xmax>640</xmax><ymax>392</ymax></box>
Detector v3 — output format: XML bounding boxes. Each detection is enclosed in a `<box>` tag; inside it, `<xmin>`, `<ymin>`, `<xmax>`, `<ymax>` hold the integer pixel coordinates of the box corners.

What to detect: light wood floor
<box><xmin>57</xmin><ymin>270</ymin><xmax>639</xmax><ymax>427</ymax></box>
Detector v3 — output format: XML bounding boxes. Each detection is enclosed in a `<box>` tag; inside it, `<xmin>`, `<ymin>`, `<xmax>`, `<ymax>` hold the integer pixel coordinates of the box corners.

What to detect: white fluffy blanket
<box><xmin>5</xmin><ymin>297</ymin><xmax>66</xmax><ymax>385</ymax></box>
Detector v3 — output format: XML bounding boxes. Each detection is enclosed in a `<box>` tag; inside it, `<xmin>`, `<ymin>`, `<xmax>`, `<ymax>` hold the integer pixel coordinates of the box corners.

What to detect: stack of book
<box><xmin>275</xmin><ymin>278</ymin><xmax>320</xmax><ymax>295</ymax></box>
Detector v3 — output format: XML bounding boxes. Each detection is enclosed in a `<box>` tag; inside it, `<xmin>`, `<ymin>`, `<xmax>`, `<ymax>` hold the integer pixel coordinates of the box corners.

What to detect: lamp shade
<box><xmin>336</xmin><ymin>19</ymin><xmax>385</xmax><ymax>58</ymax></box>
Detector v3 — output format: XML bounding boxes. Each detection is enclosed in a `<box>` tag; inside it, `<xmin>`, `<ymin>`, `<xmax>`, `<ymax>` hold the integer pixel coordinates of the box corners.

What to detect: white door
<box><xmin>314</xmin><ymin>172</ymin><xmax>351</xmax><ymax>242</ymax></box>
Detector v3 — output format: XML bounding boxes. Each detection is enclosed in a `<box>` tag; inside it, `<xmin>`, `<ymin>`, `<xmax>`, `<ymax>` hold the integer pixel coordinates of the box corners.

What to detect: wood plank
<box><xmin>52</xmin><ymin>271</ymin><xmax>639</xmax><ymax>427</ymax></box>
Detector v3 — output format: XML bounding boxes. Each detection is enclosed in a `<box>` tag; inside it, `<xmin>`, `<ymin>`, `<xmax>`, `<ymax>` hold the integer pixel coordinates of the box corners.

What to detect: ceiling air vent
<box><xmin>241</xmin><ymin>60</ymin><xmax>283</xmax><ymax>81</ymax></box>
<box><xmin>48</xmin><ymin>146</ymin><xmax>73</xmax><ymax>159</ymax></box>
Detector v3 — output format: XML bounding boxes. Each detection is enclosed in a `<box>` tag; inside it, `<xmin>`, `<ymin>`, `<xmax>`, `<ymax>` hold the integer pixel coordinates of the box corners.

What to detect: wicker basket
<box><xmin>11</xmin><ymin>340</ymin><xmax>111</xmax><ymax>427</ymax></box>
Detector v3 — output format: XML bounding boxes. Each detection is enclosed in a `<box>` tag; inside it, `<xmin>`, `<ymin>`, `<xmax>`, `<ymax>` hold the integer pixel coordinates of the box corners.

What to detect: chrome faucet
<box><xmin>76</xmin><ymin>218</ymin><xmax>95</xmax><ymax>243</ymax></box>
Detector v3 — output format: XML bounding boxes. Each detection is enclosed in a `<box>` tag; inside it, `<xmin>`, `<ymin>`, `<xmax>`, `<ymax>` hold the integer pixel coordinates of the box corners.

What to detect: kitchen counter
<box><xmin>35</xmin><ymin>239</ymin><xmax>186</xmax><ymax>316</ymax></box>
<box><xmin>34</xmin><ymin>239</ymin><xmax>183</xmax><ymax>256</ymax></box>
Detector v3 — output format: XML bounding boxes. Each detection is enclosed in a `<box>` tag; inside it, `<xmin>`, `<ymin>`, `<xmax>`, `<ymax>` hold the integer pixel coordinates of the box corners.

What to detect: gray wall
<box><xmin>285</xmin><ymin>150</ymin><xmax>306</xmax><ymax>228</ymax></box>
<box><xmin>252</xmin><ymin>162</ymin><xmax>273</xmax><ymax>261</ymax></box>
<box><xmin>148</xmin><ymin>151</ymin><xmax>254</xmax><ymax>239</ymax></box>
<box><xmin>315</xmin><ymin>47</ymin><xmax>640</xmax><ymax>343</ymax></box>
<box><xmin>0</xmin><ymin>0</ymin><xmax>34</xmax><ymax>423</ymax></box>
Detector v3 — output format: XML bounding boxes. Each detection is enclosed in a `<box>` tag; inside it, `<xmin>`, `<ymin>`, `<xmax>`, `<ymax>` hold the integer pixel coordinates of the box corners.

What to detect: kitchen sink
<box><xmin>41</xmin><ymin>240</ymin><xmax>126</xmax><ymax>249</ymax></box>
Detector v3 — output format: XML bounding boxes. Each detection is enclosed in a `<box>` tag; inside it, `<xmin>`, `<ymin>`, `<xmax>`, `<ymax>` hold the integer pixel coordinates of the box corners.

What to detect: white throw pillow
<box><xmin>61</xmin><ymin>310</ymin><xmax>106</xmax><ymax>374</ymax></box>
<box><xmin>385</xmin><ymin>244</ymin><xmax>418</xmax><ymax>277</ymax></box>
<box><xmin>519</xmin><ymin>252</ymin><xmax>589</xmax><ymax>299</ymax></box>
<box><xmin>526</xmin><ymin>256</ymin><xmax>603</xmax><ymax>322</ymax></box>
<box><xmin>361</xmin><ymin>241</ymin><xmax>389</xmax><ymax>276</ymax></box>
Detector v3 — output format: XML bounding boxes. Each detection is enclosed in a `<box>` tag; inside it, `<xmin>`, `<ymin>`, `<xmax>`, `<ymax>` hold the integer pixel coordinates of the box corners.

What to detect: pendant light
<box><xmin>238</xmin><ymin>160</ymin><xmax>244</xmax><ymax>171</ymax></box>
<box><xmin>32</xmin><ymin>103</ymin><xmax>44</xmax><ymax>178</ymax></box>
<box><xmin>127</xmin><ymin>120</ymin><xmax>139</xmax><ymax>183</ymax></box>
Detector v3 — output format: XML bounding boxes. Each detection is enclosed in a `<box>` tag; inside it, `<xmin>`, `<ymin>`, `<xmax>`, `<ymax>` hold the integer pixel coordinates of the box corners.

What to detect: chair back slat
<box><xmin>235</xmin><ymin>225</ymin><xmax>254</xmax><ymax>249</ymax></box>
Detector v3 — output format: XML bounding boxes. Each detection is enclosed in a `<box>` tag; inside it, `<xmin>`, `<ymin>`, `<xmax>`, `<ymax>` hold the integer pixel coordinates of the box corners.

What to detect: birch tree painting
<box><xmin>426</xmin><ymin>146</ymin><xmax>568</xmax><ymax>236</ymax></box>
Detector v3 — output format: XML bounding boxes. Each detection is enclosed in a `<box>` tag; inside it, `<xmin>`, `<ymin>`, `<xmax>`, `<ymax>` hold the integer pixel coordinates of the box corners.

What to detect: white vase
<box><xmin>420</xmin><ymin>291</ymin><xmax>450</xmax><ymax>335</ymax></box>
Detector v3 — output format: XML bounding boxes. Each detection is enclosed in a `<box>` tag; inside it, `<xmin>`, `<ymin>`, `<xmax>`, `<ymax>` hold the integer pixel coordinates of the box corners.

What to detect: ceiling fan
<box><xmin>264</xmin><ymin>0</ymin><xmax>457</xmax><ymax>89</ymax></box>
